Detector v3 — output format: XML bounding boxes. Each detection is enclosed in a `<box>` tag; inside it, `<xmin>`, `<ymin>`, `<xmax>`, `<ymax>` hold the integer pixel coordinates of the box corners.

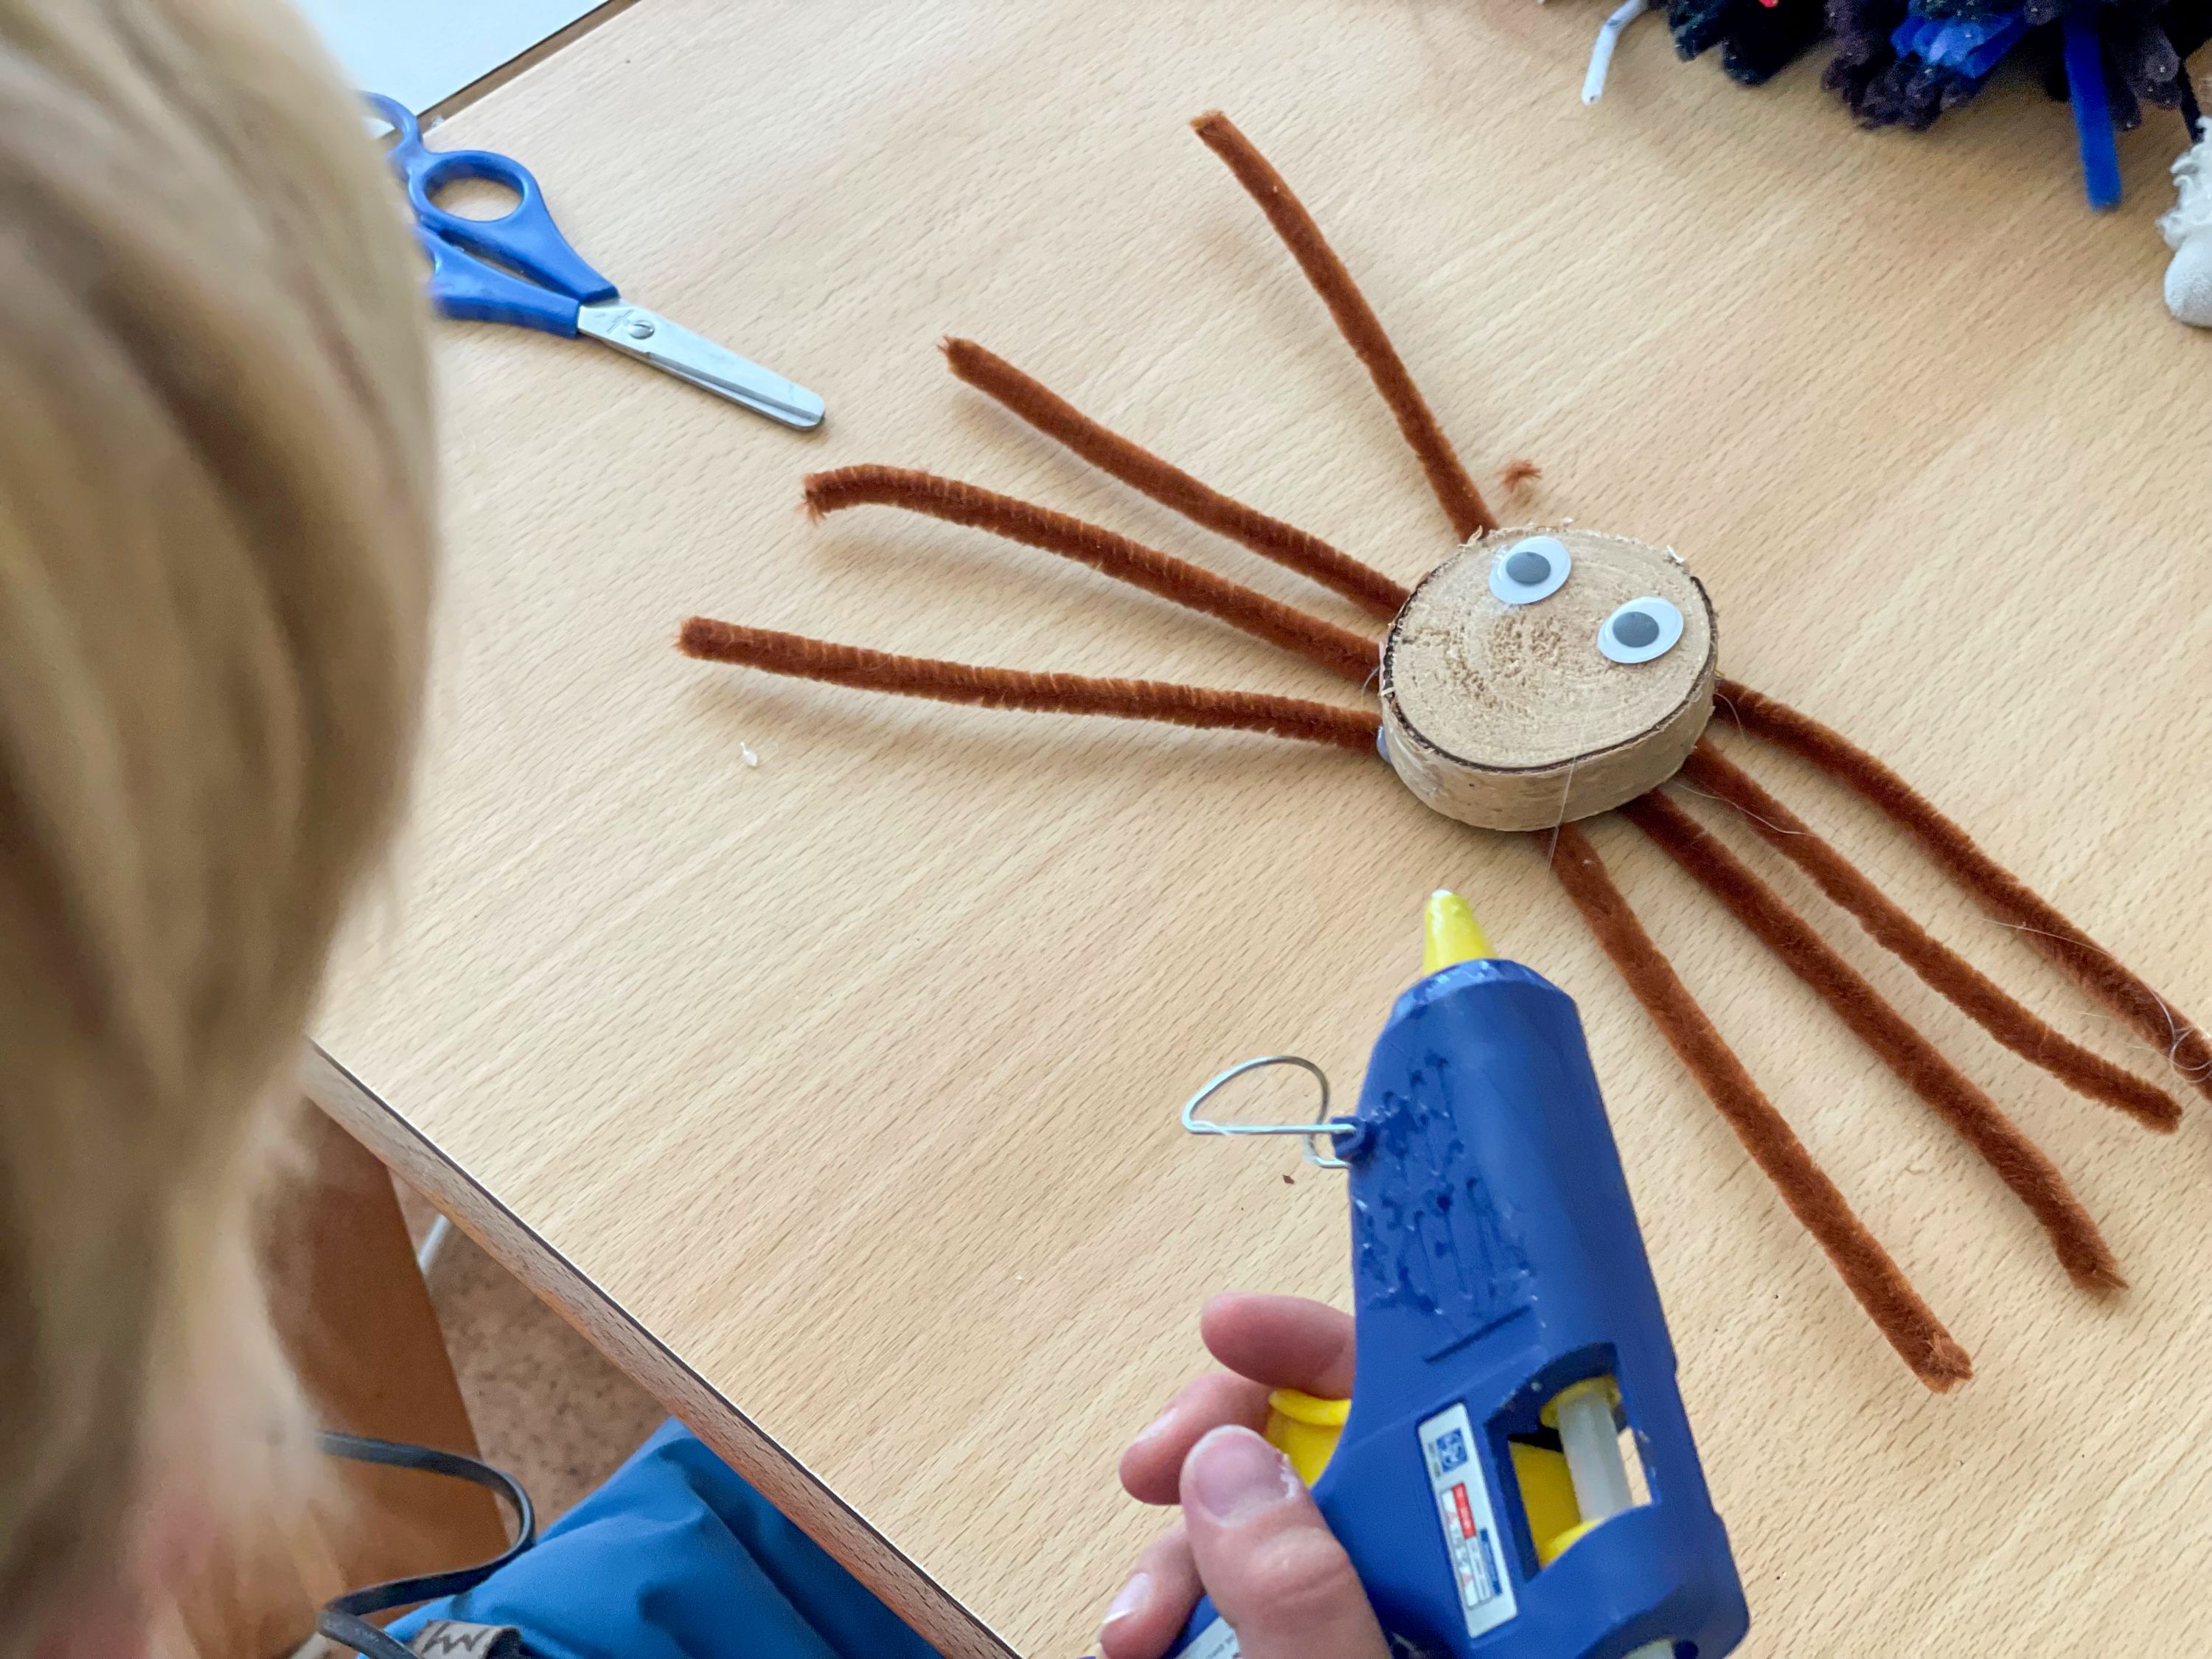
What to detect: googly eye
<box><xmin>1488</xmin><ymin>535</ymin><xmax>1571</xmax><ymax>605</ymax></box>
<box><xmin>1599</xmin><ymin>597</ymin><xmax>1684</xmax><ymax>664</ymax></box>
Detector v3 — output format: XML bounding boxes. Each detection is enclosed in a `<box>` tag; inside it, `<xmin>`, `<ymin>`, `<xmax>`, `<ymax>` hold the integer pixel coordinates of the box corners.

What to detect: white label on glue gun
<box><xmin>1180</xmin><ymin>1615</ymin><xmax>1243</xmax><ymax>1659</ymax></box>
<box><xmin>1418</xmin><ymin>1404</ymin><xmax>1518</xmax><ymax>1640</ymax></box>
<box><xmin>1178</xmin><ymin>1406</ymin><xmax>1517</xmax><ymax>1659</ymax></box>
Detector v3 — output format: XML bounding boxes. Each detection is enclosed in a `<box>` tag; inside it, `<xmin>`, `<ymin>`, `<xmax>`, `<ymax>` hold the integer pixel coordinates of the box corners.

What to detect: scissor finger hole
<box><xmin>429</xmin><ymin>174</ymin><xmax>524</xmax><ymax>220</ymax></box>
<box><xmin>417</xmin><ymin>153</ymin><xmax>529</xmax><ymax>221</ymax></box>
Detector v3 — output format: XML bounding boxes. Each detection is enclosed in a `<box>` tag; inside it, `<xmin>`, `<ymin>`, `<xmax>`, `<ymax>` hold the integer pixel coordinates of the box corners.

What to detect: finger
<box><xmin>1199</xmin><ymin>1293</ymin><xmax>1357</xmax><ymax>1399</ymax></box>
<box><xmin>1179</xmin><ymin>1426</ymin><xmax>1389</xmax><ymax>1659</ymax></box>
<box><xmin>1120</xmin><ymin>1371</ymin><xmax>1270</xmax><ymax>1504</ymax></box>
<box><xmin>1096</xmin><ymin>1523</ymin><xmax>1203</xmax><ymax>1659</ymax></box>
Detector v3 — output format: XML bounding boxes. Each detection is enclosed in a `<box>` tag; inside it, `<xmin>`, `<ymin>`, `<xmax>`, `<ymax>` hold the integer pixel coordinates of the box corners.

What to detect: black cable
<box><xmin>316</xmin><ymin>1433</ymin><xmax>538</xmax><ymax>1659</ymax></box>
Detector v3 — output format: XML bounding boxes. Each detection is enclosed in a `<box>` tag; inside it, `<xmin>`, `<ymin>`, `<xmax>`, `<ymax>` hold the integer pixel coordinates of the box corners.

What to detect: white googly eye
<box><xmin>1599</xmin><ymin>597</ymin><xmax>1683</xmax><ymax>664</ymax></box>
<box><xmin>1488</xmin><ymin>535</ymin><xmax>1571</xmax><ymax>605</ymax></box>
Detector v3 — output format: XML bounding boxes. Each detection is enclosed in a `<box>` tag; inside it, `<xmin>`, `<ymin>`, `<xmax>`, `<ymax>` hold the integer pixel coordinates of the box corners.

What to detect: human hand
<box><xmin>1097</xmin><ymin>1293</ymin><xmax>1386</xmax><ymax>1659</ymax></box>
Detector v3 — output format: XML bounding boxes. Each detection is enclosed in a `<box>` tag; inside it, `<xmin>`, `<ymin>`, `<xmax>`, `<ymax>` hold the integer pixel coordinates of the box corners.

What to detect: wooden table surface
<box><xmin>310</xmin><ymin>5</ymin><xmax>2212</xmax><ymax>1655</ymax></box>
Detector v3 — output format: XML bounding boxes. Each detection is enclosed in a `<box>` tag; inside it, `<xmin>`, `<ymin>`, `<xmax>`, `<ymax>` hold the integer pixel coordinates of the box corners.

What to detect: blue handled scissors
<box><xmin>368</xmin><ymin>94</ymin><xmax>823</xmax><ymax>431</ymax></box>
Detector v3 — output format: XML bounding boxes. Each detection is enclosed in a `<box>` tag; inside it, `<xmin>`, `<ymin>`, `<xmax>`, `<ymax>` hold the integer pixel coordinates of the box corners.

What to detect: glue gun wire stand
<box><xmin>1170</xmin><ymin>893</ymin><xmax>1747</xmax><ymax>1659</ymax></box>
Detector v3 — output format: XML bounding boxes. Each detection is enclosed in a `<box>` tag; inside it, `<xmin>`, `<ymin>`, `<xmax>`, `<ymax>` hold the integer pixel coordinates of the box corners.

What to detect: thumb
<box><xmin>1178</xmin><ymin>1426</ymin><xmax>1389</xmax><ymax>1659</ymax></box>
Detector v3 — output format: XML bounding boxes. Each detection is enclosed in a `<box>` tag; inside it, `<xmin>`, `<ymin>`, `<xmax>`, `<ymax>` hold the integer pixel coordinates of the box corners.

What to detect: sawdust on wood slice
<box><xmin>1380</xmin><ymin>526</ymin><xmax>1717</xmax><ymax>830</ymax></box>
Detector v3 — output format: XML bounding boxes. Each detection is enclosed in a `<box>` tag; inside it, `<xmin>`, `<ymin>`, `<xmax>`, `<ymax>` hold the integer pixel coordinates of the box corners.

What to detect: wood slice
<box><xmin>1379</xmin><ymin>526</ymin><xmax>1717</xmax><ymax>830</ymax></box>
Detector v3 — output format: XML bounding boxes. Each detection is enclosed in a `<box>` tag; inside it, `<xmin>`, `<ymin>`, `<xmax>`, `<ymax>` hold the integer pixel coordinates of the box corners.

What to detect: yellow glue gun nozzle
<box><xmin>1422</xmin><ymin>888</ymin><xmax>1493</xmax><ymax>975</ymax></box>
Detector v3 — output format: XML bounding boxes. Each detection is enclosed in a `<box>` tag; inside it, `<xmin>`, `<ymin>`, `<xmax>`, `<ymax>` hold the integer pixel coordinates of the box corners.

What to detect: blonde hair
<box><xmin>0</xmin><ymin>0</ymin><xmax>433</xmax><ymax>1649</ymax></box>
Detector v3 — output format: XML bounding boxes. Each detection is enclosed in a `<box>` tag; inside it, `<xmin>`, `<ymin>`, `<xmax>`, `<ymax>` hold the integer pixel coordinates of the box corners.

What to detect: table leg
<box><xmin>173</xmin><ymin>1104</ymin><xmax>509</xmax><ymax>1658</ymax></box>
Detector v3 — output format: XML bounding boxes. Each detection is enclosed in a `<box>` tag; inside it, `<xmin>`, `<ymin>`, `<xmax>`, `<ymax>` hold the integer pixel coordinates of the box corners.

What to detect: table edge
<box><xmin>299</xmin><ymin>1043</ymin><xmax>1016</xmax><ymax>1659</ymax></box>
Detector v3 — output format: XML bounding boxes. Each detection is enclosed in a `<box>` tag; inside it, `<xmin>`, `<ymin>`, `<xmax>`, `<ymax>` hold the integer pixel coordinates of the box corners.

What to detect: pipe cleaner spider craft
<box><xmin>681</xmin><ymin>112</ymin><xmax>2207</xmax><ymax>1391</ymax></box>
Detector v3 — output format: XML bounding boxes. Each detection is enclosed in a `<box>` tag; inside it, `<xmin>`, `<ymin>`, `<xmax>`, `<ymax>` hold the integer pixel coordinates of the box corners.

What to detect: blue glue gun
<box><xmin>1171</xmin><ymin>892</ymin><xmax>1747</xmax><ymax>1659</ymax></box>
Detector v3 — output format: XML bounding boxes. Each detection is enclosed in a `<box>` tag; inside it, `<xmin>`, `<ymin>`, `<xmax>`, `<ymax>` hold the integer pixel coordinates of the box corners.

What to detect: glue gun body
<box><xmin>1172</xmin><ymin>957</ymin><xmax>1747</xmax><ymax>1659</ymax></box>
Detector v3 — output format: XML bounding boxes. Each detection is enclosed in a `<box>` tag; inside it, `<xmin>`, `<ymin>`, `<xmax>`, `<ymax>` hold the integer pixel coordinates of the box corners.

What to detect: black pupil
<box><xmin>1611</xmin><ymin>611</ymin><xmax>1661</xmax><ymax>649</ymax></box>
<box><xmin>1505</xmin><ymin>550</ymin><xmax>1551</xmax><ymax>586</ymax></box>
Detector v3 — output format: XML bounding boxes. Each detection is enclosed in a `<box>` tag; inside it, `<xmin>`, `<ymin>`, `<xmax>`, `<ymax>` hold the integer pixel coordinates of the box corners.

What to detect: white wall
<box><xmin>295</xmin><ymin>0</ymin><xmax>607</xmax><ymax>111</ymax></box>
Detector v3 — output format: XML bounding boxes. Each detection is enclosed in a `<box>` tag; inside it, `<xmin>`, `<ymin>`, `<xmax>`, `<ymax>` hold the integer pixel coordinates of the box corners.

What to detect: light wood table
<box><xmin>310</xmin><ymin>4</ymin><xmax>2212</xmax><ymax>1655</ymax></box>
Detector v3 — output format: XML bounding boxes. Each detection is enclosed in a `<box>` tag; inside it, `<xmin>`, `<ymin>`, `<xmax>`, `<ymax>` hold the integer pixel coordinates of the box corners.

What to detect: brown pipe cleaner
<box><xmin>1192</xmin><ymin>111</ymin><xmax>1498</xmax><ymax>543</ymax></box>
<box><xmin>1622</xmin><ymin>790</ymin><xmax>2123</xmax><ymax>1291</ymax></box>
<box><xmin>942</xmin><ymin>338</ymin><xmax>1412</xmax><ymax>620</ymax></box>
<box><xmin>676</xmin><ymin>621</ymin><xmax>1381</xmax><ymax>750</ymax></box>
<box><xmin>804</xmin><ymin>466</ymin><xmax>1380</xmax><ymax>685</ymax></box>
<box><xmin>1682</xmin><ymin>743</ymin><xmax>2180</xmax><ymax>1132</ymax></box>
<box><xmin>1547</xmin><ymin>824</ymin><xmax>1975</xmax><ymax>1391</ymax></box>
<box><xmin>1717</xmin><ymin>678</ymin><xmax>2212</xmax><ymax>1104</ymax></box>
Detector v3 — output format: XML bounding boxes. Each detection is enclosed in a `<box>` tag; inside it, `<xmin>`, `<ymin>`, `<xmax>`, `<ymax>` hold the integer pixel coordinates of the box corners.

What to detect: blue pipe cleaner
<box><xmin>2062</xmin><ymin>7</ymin><xmax>2124</xmax><ymax>209</ymax></box>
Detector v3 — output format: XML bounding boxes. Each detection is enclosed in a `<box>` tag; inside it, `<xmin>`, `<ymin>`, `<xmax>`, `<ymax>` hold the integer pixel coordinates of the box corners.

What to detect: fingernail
<box><xmin>1187</xmin><ymin>1426</ymin><xmax>1296</xmax><ymax>1525</ymax></box>
<box><xmin>1131</xmin><ymin>1410</ymin><xmax>1175</xmax><ymax>1445</ymax></box>
<box><xmin>1100</xmin><ymin>1571</ymin><xmax>1151</xmax><ymax>1638</ymax></box>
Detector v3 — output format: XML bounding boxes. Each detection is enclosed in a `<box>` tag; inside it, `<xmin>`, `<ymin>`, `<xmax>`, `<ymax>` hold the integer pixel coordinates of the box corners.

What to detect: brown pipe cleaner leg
<box><xmin>1547</xmin><ymin>824</ymin><xmax>1974</xmax><ymax>1391</ymax></box>
<box><xmin>804</xmin><ymin>466</ymin><xmax>1379</xmax><ymax>685</ymax></box>
<box><xmin>1621</xmin><ymin>791</ymin><xmax>2122</xmax><ymax>1291</ymax></box>
<box><xmin>942</xmin><ymin>338</ymin><xmax>1411</xmax><ymax>620</ymax></box>
<box><xmin>1716</xmin><ymin>678</ymin><xmax>2212</xmax><ymax>1104</ymax></box>
<box><xmin>677</xmin><ymin>621</ymin><xmax>1382</xmax><ymax>749</ymax></box>
<box><xmin>1681</xmin><ymin>744</ymin><xmax>2181</xmax><ymax>1132</ymax></box>
<box><xmin>1190</xmin><ymin>112</ymin><xmax>1498</xmax><ymax>543</ymax></box>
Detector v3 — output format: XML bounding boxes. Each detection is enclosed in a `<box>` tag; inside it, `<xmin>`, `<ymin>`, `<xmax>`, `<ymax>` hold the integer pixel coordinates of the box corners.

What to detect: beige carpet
<box><xmin>411</xmin><ymin>1196</ymin><xmax>667</xmax><ymax>1522</ymax></box>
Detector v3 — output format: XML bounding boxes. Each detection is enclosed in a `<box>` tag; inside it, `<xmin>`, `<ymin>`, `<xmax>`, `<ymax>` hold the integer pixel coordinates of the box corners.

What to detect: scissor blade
<box><xmin>576</xmin><ymin>302</ymin><xmax>824</xmax><ymax>430</ymax></box>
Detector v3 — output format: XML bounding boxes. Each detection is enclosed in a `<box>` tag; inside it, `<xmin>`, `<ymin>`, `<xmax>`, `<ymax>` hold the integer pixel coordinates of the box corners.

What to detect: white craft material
<box><xmin>297</xmin><ymin>0</ymin><xmax>607</xmax><ymax>112</ymax></box>
<box><xmin>2160</xmin><ymin>119</ymin><xmax>2212</xmax><ymax>327</ymax></box>
<box><xmin>1583</xmin><ymin>0</ymin><xmax>1654</xmax><ymax>104</ymax></box>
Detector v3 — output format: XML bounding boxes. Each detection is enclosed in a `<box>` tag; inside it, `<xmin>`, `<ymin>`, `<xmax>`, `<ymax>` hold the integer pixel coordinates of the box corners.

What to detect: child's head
<box><xmin>0</xmin><ymin>1</ymin><xmax>433</xmax><ymax>1648</ymax></box>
